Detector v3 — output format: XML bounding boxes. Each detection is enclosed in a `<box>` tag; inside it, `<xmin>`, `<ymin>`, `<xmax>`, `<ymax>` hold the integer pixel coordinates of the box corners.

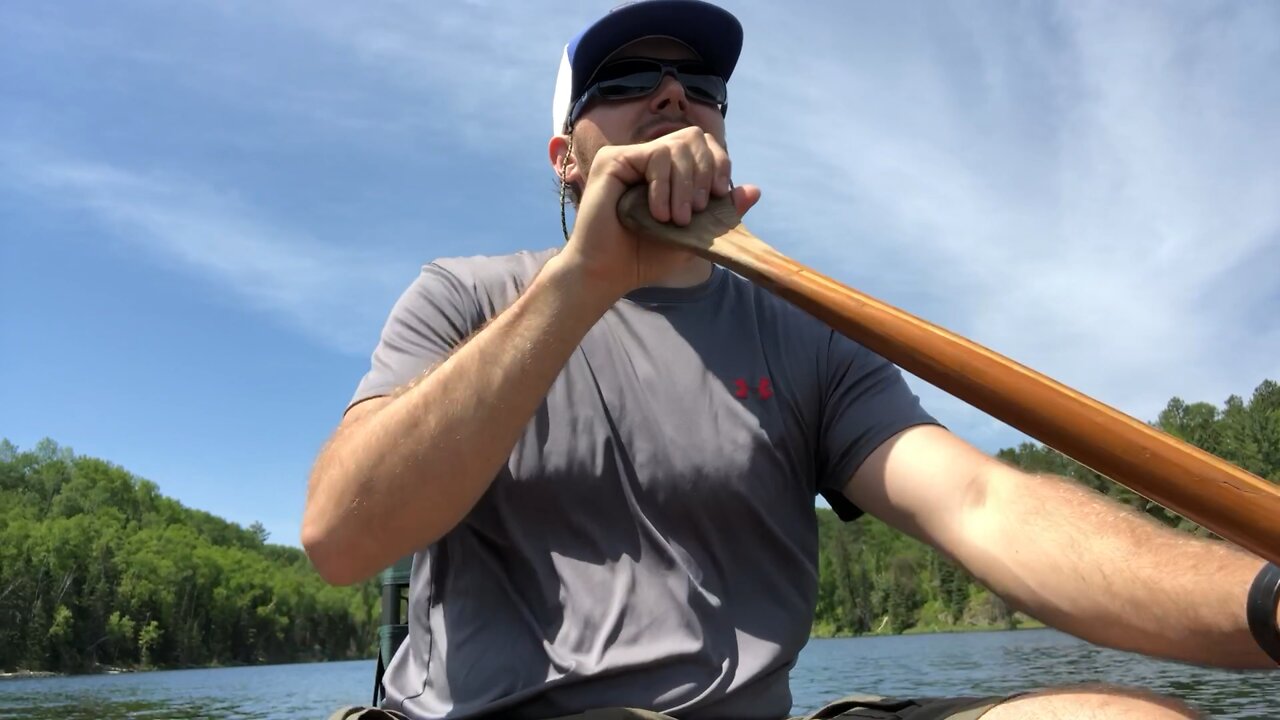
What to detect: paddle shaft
<box><xmin>617</xmin><ymin>187</ymin><xmax>1280</xmax><ymax>568</ymax></box>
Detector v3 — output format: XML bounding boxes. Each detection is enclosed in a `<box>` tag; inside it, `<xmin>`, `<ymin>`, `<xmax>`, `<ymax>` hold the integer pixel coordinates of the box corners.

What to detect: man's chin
<box><xmin>636</xmin><ymin>122</ymin><xmax>693</xmax><ymax>143</ymax></box>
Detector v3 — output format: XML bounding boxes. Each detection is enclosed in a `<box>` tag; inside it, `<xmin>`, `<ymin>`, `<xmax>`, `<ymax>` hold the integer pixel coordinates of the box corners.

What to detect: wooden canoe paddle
<box><xmin>617</xmin><ymin>186</ymin><xmax>1280</xmax><ymax>567</ymax></box>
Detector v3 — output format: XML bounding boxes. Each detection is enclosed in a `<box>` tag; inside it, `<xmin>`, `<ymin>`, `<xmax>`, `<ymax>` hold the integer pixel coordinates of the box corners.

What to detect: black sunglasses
<box><xmin>568</xmin><ymin>58</ymin><xmax>728</xmax><ymax>128</ymax></box>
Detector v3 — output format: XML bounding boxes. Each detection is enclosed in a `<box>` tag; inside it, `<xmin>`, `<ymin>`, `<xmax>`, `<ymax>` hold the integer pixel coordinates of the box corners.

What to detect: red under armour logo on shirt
<box><xmin>733</xmin><ymin>377</ymin><xmax>773</xmax><ymax>400</ymax></box>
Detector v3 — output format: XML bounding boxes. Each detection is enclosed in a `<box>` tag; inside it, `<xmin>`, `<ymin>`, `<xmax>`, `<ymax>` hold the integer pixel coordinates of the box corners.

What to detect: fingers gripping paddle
<box><xmin>617</xmin><ymin>186</ymin><xmax>1280</xmax><ymax>568</ymax></box>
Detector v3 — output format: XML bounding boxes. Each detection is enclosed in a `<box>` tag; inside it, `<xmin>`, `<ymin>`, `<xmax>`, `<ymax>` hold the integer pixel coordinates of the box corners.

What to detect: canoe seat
<box><xmin>373</xmin><ymin>555</ymin><xmax>413</xmax><ymax>706</ymax></box>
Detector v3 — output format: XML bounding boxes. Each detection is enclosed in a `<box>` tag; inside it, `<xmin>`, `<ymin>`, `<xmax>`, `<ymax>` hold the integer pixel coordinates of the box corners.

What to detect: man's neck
<box><xmin>645</xmin><ymin>256</ymin><xmax>714</xmax><ymax>289</ymax></box>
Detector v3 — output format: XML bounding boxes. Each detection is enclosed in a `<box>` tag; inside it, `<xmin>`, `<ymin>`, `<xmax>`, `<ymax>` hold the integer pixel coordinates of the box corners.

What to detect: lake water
<box><xmin>2</xmin><ymin>629</ymin><xmax>1276</xmax><ymax>719</ymax></box>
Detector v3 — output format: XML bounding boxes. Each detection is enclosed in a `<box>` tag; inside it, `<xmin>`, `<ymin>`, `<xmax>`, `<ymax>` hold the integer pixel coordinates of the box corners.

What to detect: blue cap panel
<box><xmin>567</xmin><ymin>0</ymin><xmax>743</xmax><ymax>107</ymax></box>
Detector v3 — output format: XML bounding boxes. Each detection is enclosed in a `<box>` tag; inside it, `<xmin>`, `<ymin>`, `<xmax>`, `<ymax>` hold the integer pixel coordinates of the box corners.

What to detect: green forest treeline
<box><xmin>813</xmin><ymin>379</ymin><xmax>1279</xmax><ymax>637</ymax></box>
<box><xmin>2</xmin><ymin>380</ymin><xmax>1276</xmax><ymax>674</ymax></box>
<box><xmin>0</xmin><ymin>441</ymin><xmax>379</xmax><ymax>674</ymax></box>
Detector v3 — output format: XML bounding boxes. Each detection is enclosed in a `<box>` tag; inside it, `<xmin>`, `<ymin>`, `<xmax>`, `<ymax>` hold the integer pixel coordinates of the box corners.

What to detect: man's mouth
<box><xmin>639</xmin><ymin>121</ymin><xmax>691</xmax><ymax>142</ymax></box>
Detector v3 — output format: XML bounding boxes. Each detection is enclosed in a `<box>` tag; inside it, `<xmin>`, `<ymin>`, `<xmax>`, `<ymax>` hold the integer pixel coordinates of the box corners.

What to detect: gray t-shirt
<box><xmin>348</xmin><ymin>248</ymin><xmax>937</xmax><ymax>720</ymax></box>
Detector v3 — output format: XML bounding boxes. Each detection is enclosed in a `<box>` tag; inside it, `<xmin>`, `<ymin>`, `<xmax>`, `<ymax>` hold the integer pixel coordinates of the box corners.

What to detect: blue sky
<box><xmin>2</xmin><ymin>1</ymin><xmax>1277</xmax><ymax>549</ymax></box>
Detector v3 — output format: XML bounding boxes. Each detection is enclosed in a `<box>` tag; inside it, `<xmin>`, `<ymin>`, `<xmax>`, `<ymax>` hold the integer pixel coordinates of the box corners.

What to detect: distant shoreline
<box><xmin>811</xmin><ymin>616</ymin><xmax>1047</xmax><ymax>640</ymax></box>
<box><xmin>1</xmin><ymin>669</ymin><xmax>61</xmax><ymax>679</ymax></box>
<box><xmin>1</xmin><ymin>658</ymin><xmax>373</xmax><ymax>680</ymax></box>
<box><xmin>1</xmin><ymin>665</ymin><xmax>139</xmax><ymax>680</ymax></box>
<box><xmin>5</xmin><ymin>626</ymin><xmax>1056</xmax><ymax>679</ymax></box>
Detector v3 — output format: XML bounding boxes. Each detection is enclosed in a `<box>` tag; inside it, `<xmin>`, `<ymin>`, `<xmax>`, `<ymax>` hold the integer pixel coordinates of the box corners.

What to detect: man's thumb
<box><xmin>731</xmin><ymin>184</ymin><xmax>762</xmax><ymax>217</ymax></box>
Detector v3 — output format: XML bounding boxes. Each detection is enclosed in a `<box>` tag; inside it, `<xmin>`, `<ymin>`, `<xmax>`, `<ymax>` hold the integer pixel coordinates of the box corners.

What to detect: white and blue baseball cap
<box><xmin>551</xmin><ymin>0</ymin><xmax>744</xmax><ymax>135</ymax></box>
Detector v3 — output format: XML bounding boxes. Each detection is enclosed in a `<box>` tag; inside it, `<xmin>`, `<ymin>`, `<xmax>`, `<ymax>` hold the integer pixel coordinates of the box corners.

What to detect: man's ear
<box><xmin>548</xmin><ymin>134</ymin><xmax>581</xmax><ymax>186</ymax></box>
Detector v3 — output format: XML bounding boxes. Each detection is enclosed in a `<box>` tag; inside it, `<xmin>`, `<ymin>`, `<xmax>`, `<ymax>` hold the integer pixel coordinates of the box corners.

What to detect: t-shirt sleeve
<box><xmin>346</xmin><ymin>262</ymin><xmax>483</xmax><ymax>413</ymax></box>
<box><xmin>816</xmin><ymin>332</ymin><xmax>941</xmax><ymax>521</ymax></box>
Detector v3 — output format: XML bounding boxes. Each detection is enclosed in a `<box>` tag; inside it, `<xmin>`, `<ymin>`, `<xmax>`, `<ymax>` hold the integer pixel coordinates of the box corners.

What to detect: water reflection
<box><xmin>0</xmin><ymin>661</ymin><xmax>374</xmax><ymax>720</ymax></box>
<box><xmin>792</xmin><ymin>630</ymin><xmax>1279</xmax><ymax>719</ymax></box>
<box><xmin>1</xmin><ymin>630</ymin><xmax>1276</xmax><ymax>719</ymax></box>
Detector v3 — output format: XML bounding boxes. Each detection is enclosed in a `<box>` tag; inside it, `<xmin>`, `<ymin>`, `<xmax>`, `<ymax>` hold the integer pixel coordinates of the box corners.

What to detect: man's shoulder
<box><xmin>718</xmin><ymin>266</ymin><xmax>835</xmax><ymax>337</ymax></box>
<box><xmin>406</xmin><ymin>247</ymin><xmax>560</xmax><ymax>317</ymax></box>
<box><xmin>425</xmin><ymin>247</ymin><xmax>560</xmax><ymax>287</ymax></box>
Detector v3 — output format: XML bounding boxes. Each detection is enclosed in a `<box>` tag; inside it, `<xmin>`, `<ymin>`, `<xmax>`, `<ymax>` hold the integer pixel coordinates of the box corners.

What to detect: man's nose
<box><xmin>648</xmin><ymin>74</ymin><xmax>690</xmax><ymax>115</ymax></box>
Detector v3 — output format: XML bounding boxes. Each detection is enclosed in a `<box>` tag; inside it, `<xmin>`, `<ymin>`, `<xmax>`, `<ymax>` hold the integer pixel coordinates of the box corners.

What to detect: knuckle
<box><xmin>599</xmin><ymin>150</ymin><xmax>626</xmax><ymax>174</ymax></box>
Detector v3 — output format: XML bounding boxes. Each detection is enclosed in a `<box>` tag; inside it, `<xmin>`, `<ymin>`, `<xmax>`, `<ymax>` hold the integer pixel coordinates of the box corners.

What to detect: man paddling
<box><xmin>302</xmin><ymin>2</ymin><xmax>1280</xmax><ymax>718</ymax></box>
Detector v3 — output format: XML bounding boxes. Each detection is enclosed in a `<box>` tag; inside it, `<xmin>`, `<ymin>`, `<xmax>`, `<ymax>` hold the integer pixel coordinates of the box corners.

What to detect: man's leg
<box><xmin>801</xmin><ymin>685</ymin><xmax>1203</xmax><ymax>720</ymax></box>
<box><xmin>982</xmin><ymin>684</ymin><xmax>1205</xmax><ymax>719</ymax></box>
<box><xmin>546</xmin><ymin>708</ymin><xmax>675</xmax><ymax>719</ymax></box>
<box><xmin>326</xmin><ymin>706</ymin><xmax>410</xmax><ymax>720</ymax></box>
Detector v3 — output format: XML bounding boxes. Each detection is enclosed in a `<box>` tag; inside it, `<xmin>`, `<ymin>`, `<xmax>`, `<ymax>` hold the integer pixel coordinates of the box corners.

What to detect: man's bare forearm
<box><xmin>302</xmin><ymin>253</ymin><xmax>620</xmax><ymax>585</ymax></box>
<box><xmin>963</xmin><ymin>463</ymin><xmax>1276</xmax><ymax>668</ymax></box>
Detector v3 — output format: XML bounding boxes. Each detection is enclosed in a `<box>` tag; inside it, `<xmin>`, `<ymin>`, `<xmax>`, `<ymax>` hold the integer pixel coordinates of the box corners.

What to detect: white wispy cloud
<box><xmin>272</xmin><ymin>0</ymin><xmax>1280</xmax><ymax>433</ymax></box>
<box><xmin>192</xmin><ymin>0</ymin><xmax>595</xmax><ymax>148</ymax></box>
<box><xmin>715</xmin><ymin>0</ymin><xmax>1280</xmax><ymax>442</ymax></box>
<box><xmin>4</xmin><ymin>0</ymin><xmax>1276</xmax><ymax>452</ymax></box>
<box><xmin>2</xmin><ymin>148</ymin><xmax>411</xmax><ymax>355</ymax></box>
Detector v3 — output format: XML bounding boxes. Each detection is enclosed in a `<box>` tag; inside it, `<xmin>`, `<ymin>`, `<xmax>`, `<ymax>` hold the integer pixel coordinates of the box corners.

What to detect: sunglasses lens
<box><xmin>681</xmin><ymin>74</ymin><xmax>726</xmax><ymax>104</ymax></box>
<box><xmin>582</xmin><ymin>59</ymin><xmax>727</xmax><ymax>109</ymax></box>
<box><xmin>668</xmin><ymin>62</ymin><xmax>725</xmax><ymax>104</ymax></box>
<box><xmin>596</xmin><ymin>71</ymin><xmax>663</xmax><ymax>99</ymax></box>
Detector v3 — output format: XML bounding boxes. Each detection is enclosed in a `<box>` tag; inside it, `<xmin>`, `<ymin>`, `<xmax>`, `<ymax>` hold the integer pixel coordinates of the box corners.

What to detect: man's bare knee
<box><xmin>983</xmin><ymin>683</ymin><xmax>1204</xmax><ymax>719</ymax></box>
